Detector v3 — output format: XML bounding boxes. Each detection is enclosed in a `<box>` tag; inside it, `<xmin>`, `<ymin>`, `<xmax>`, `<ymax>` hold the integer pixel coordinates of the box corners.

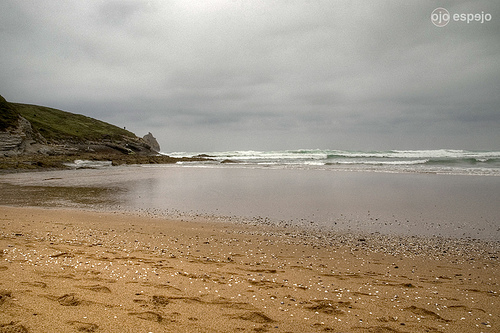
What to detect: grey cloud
<box><xmin>96</xmin><ymin>1</ymin><xmax>151</xmax><ymax>26</ymax></box>
<box><xmin>0</xmin><ymin>0</ymin><xmax>499</xmax><ymax>151</ymax></box>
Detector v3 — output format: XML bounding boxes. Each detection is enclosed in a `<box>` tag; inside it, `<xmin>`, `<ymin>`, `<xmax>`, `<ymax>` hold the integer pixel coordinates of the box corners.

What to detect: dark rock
<box><xmin>0</xmin><ymin>116</ymin><xmax>46</xmax><ymax>155</ymax></box>
<box><xmin>105</xmin><ymin>143</ymin><xmax>133</xmax><ymax>155</ymax></box>
<box><xmin>143</xmin><ymin>132</ymin><xmax>160</xmax><ymax>152</ymax></box>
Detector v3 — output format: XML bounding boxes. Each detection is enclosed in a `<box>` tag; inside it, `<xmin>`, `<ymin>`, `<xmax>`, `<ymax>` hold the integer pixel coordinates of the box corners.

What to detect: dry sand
<box><xmin>0</xmin><ymin>206</ymin><xmax>498</xmax><ymax>332</ymax></box>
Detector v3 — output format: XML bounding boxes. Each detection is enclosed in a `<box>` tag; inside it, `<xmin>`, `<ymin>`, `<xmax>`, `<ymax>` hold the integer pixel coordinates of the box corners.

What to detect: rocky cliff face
<box><xmin>0</xmin><ymin>116</ymin><xmax>46</xmax><ymax>156</ymax></box>
<box><xmin>143</xmin><ymin>132</ymin><xmax>161</xmax><ymax>152</ymax></box>
<box><xmin>0</xmin><ymin>95</ymin><xmax>159</xmax><ymax>157</ymax></box>
<box><xmin>0</xmin><ymin>126</ymin><xmax>24</xmax><ymax>154</ymax></box>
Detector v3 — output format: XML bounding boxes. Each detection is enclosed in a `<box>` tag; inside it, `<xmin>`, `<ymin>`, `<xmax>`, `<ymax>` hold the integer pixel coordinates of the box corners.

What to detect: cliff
<box><xmin>143</xmin><ymin>132</ymin><xmax>161</xmax><ymax>152</ymax></box>
<box><xmin>0</xmin><ymin>95</ymin><xmax>158</xmax><ymax>157</ymax></box>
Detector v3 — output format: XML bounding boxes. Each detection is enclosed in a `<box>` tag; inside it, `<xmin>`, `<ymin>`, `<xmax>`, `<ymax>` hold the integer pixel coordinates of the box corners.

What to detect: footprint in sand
<box><xmin>49</xmin><ymin>252</ymin><xmax>74</xmax><ymax>258</ymax></box>
<box><xmin>58</xmin><ymin>294</ymin><xmax>82</xmax><ymax>306</ymax></box>
<box><xmin>0</xmin><ymin>322</ymin><xmax>29</xmax><ymax>333</ymax></box>
<box><xmin>140</xmin><ymin>282</ymin><xmax>182</xmax><ymax>293</ymax></box>
<box><xmin>0</xmin><ymin>291</ymin><xmax>12</xmax><ymax>305</ymax></box>
<box><xmin>134</xmin><ymin>295</ymin><xmax>171</xmax><ymax>307</ymax></box>
<box><xmin>358</xmin><ymin>325</ymin><xmax>405</xmax><ymax>333</ymax></box>
<box><xmin>404</xmin><ymin>306</ymin><xmax>451</xmax><ymax>322</ymax></box>
<box><xmin>232</xmin><ymin>311</ymin><xmax>275</xmax><ymax>323</ymax></box>
<box><xmin>67</xmin><ymin>321</ymin><xmax>98</xmax><ymax>332</ymax></box>
<box><xmin>77</xmin><ymin>284</ymin><xmax>111</xmax><ymax>293</ymax></box>
<box><xmin>20</xmin><ymin>282</ymin><xmax>47</xmax><ymax>289</ymax></box>
<box><xmin>151</xmin><ymin>295</ymin><xmax>170</xmax><ymax>306</ymax></box>
<box><xmin>128</xmin><ymin>311</ymin><xmax>164</xmax><ymax>323</ymax></box>
<box><xmin>306</xmin><ymin>300</ymin><xmax>351</xmax><ymax>315</ymax></box>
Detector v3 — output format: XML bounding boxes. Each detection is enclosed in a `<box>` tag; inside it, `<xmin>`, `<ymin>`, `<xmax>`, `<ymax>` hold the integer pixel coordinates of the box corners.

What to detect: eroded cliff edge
<box><xmin>0</xmin><ymin>95</ymin><xmax>206</xmax><ymax>170</ymax></box>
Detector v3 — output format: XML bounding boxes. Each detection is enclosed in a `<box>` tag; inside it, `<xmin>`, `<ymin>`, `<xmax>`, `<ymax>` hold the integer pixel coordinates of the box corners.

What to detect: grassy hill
<box><xmin>0</xmin><ymin>95</ymin><xmax>19</xmax><ymax>131</ymax></box>
<box><xmin>13</xmin><ymin>102</ymin><xmax>137</xmax><ymax>143</ymax></box>
<box><xmin>0</xmin><ymin>95</ymin><xmax>211</xmax><ymax>170</ymax></box>
<box><xmin>0</xmin><ymin>94</ymin><xmax>138</xmax><ymax>143</ymax></box>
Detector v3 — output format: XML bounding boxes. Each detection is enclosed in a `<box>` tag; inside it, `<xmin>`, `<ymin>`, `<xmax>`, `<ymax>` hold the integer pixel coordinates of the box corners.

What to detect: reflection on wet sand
<box><xmin>0</xmin><ymin>183</ymin><xmax>121</xmax><ymax>208</ymax></box>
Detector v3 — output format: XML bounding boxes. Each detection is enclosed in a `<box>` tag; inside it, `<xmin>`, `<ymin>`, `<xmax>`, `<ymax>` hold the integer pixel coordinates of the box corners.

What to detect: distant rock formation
<box><xmin>143</xmin><ymin>132</ymin><xmax>161</xmax><ymax>152</ymax></box>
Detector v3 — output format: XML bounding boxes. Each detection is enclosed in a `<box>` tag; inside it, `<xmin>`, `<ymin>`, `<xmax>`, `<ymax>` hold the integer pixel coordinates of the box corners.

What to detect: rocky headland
<box><xmin>0</xmin><ymin>95</ymin><xmax>207</xmax><ymax>171</ymax></box>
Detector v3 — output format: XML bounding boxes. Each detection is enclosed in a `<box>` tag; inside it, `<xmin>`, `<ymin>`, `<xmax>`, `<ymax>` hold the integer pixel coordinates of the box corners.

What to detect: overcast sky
<box><xmin>1</xmin><ymin>1</ymin><xmax>499</xmax><ymax>152</ymax></box>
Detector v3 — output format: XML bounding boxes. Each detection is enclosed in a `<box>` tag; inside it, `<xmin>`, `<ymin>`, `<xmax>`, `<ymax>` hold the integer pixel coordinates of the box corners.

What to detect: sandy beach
<box><xmin>1</xmin><ymin>206</ymin><xmax>498</xmax><ymax>332</ymax></box>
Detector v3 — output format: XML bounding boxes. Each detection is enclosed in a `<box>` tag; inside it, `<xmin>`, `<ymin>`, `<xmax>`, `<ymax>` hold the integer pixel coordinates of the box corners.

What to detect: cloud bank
<box><xmin>1</xmin><ymin>0</ymin><xmax>499</xmax><ymax>151</ymax></box>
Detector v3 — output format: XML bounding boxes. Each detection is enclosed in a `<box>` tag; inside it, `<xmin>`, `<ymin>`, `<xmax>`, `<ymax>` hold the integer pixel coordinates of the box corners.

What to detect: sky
<box><xmin>1</xmin><ymin>0</ymin><xmax>499</xmax><ymax>152</ymax></box>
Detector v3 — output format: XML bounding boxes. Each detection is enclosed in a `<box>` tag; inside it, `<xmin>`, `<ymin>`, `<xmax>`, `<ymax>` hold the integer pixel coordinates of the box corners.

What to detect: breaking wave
<box><xmin>166</xmin><ymin>149</ymin><xmax>500</xmax><ymax>176</ymax></box>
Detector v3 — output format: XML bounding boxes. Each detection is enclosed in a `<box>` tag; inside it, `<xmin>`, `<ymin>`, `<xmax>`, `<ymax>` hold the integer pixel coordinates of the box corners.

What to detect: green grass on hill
<box><xmin>13</xmin><ymin>103</ymin><xmax>138</xmax><ymax>143</ymax></box>
<box><xmin>0</xmin><ymin>95</ymin><xmax>20</xmax><ymax>131</ymax></box>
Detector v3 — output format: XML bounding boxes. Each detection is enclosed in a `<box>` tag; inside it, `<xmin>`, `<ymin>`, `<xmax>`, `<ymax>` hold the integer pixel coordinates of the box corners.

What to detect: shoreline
<box><xmin>4</xmin><ymin>203</ymin><xmax>500</xmax><ymax>259</ymax></box>
<box><xmin>2</xmin><ymin>201</ymin><xmax>499</xmax><ymax>261</ymax></box>
<box><xmin>1</xmin><ymin>165</ymin><xmax>499</xmax><ymax>242</ymax></box>
<box><xmin>0</xmin><ymin>154</ymin><xmax>213</xmax><ymax>173</ymax></box>
<box><xmin>1</xmin><ymin>205</ymin><xmax>498</xmax><ymax>332</ymax></box>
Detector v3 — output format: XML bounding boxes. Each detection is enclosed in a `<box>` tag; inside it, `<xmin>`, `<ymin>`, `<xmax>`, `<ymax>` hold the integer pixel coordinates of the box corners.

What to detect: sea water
<box><xmin>1</xmin><ymin>149</ymin><xmax>499</xmax><ymax>240</ymax></box>
<box><xmin>168</xmin><ymin>149</ymin><xmax>500</xmax><ymax>176</ymax></box>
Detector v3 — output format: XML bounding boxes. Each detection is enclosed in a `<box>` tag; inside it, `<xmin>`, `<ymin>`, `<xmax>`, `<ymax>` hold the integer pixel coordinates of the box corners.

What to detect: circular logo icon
<box><xmin>431</xmin><ymin>8</ymin><xmax>450</xmax><ymax>27</ymax></box>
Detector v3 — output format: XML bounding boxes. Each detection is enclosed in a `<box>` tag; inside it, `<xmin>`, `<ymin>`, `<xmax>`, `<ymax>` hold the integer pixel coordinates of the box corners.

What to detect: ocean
<box><xmin>167</xmin><ymin>149</ymin><xmax>500</xmax><ymax>176</ymax></box>
<box><xmin>1</xmin><ymin>149</ymin><xmax>499</xmax><ymax>240</ymax></box>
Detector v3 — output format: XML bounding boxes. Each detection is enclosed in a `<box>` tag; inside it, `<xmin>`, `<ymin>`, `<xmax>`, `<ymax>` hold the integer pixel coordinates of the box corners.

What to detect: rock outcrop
<box><xmin>0</xmin><ymin>129</ymin><xmax>24</xmax><ymax>154</ymax></box>
<box><xmin>0</xmin><ymin>116</ymin><xmax>46</xmax><ymax>156</ymax></box>
<box><xmin>143</xmin><ymin>132</ymin><xmax>161</xmax><ymax>152</ymax></box>
<box><xmin>0</xmin><ymin>95</ymin><xmax>159</xmax><ymax>157</ymax></box>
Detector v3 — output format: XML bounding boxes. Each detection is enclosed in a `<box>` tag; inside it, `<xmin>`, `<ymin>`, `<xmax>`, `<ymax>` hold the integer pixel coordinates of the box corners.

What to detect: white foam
<box><xmin>63</xmin><ymin>160</ymin><xmax>112</xmax><ymax>169</ymax></box>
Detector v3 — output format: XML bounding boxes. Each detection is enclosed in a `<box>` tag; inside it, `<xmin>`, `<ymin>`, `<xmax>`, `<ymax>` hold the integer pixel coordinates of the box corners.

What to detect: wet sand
<box><xmin>1</xmin><ymin>206</ymin><xmax>498</xmax><ymax>332</ymax></box>
<box><xmin>1</xmin><ymin>165</ymin><xmax>499</xmax><ymax>240</ymax></box>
